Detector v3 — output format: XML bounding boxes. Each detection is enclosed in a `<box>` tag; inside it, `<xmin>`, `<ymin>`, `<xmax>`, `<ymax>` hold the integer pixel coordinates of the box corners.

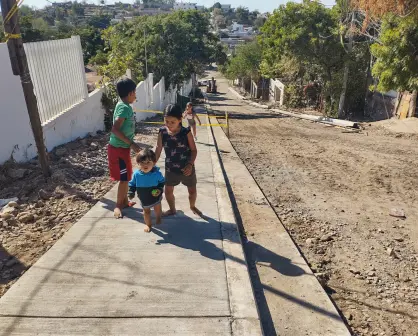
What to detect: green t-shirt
<box><xmin>109</xmin><ymin>101</ymin><xmax>135</xmax><ymax>148</ymax></box>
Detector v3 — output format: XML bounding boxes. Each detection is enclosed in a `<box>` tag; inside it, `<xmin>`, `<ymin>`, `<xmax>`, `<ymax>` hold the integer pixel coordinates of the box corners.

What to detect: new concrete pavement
<box><xmin>0</xmin><ymin>112</ymin><xmax>262</xmax><ymax>335</ymax></box>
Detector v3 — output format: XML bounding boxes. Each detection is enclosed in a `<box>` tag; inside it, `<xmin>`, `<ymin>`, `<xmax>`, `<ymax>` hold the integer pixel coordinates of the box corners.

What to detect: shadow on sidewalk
<box><xmin>0</xmin><ymin>216</ymin><xmax>104</xmax><ymax>336</ymax></box>
<box><xmin>0</xmin><ymin>199</ymin><xmax>341</xmax><ymax>336</ymax></box>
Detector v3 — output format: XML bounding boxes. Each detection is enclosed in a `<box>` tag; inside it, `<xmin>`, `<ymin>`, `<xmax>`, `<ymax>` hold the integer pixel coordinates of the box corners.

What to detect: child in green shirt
<box><xmin>108</xmin><ymin>78</ymin><xmax>140</xmax><ymax>218</ymax></box>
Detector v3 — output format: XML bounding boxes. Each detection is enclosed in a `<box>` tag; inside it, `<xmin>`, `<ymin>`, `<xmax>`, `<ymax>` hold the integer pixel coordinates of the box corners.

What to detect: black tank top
<box><xmin>159</xmin><ymin>126</ymin><xmax>191</xmax><ymax>174</ymax></box>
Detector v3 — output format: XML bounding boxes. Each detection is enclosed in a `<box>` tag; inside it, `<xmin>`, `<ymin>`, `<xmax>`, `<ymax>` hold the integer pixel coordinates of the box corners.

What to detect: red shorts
<box><xmin>108</xmin><ymin>144</ymin><xmax>132</xmax><ymax>182</ymax></box>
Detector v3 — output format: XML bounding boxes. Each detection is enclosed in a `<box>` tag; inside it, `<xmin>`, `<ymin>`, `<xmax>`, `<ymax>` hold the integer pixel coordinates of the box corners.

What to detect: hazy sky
<box><xmin>24</xmin><ymin>0</ymin><xmax>336</xmax><ymax>13</ymax></box>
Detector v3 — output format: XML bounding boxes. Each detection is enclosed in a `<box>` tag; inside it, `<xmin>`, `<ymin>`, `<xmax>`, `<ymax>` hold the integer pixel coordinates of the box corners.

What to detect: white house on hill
<box><xmin>174</xmin><ymin>2</ymin><xmax>198</xmax><ymax>10</ymax></box>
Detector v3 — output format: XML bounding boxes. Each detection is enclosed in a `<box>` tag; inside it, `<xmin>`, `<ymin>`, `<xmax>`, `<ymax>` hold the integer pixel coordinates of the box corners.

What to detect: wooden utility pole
<box><xmin>1</xmin><ymin>0</ymin><xmax>50</xmax><ymax>177</ymax></box>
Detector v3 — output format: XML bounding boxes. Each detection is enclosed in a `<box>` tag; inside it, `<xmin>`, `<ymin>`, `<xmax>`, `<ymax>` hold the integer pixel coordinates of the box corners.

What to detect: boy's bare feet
<box><xmin>114</xmin><ymin>207</ymin><xmax>123</xmax><ymax>219</ymax></box>
<box><xmin>163</xmin><ymin>209</ymin><xmax>176</xmax><ymax>217</ymax></box>
<box><xmin>144</xmin><ymin>225</ymin><xmax>152</xmax><ymax>233</ymax></box>
<box><xmin>191</xmin><ymin>206</ymin><xmax>203</xmax><ymax>217</ymax></box>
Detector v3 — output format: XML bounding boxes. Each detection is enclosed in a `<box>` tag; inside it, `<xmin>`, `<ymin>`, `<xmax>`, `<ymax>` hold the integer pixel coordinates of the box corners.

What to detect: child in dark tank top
<box><xmin>155</xmin><ymin>104</ymin><xmax>202</xmax><ymax>217</ymax></box>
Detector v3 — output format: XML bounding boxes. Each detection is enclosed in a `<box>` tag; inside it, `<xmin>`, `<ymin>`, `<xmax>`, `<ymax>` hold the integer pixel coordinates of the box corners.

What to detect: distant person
<box><xmin>128</xmin><ymin>149</ymin><xmax>165</xmax><ymax>232</ymax></box>
<box><xmin>183</xmin><ymin>102</ymin><xmax>201</xmax><ymax>141</ymax></box>
<box><xmin>108</xmin><ymin>77</ymin><xmax>141</xmax><ymax>219</ymax></box>
<box><xmin>155</xmin><ymin>104</ymin><xmax>202</xmax><ymax>217</ymax></box>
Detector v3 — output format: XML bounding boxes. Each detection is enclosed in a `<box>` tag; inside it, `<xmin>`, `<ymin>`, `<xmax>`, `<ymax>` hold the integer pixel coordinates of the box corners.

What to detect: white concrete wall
<box><xmin>0</xmin><ymin>43</ymin><xmax>37</xmax><ymax>163</ymax></box>
<box><xmin>133</xmin><ymin>74</ymin><xmax>155</xmax><ymax>121</ymax></box>
<box><xmin>0</xmin><ymin>43</ymin><xmax>105</xmax><ymax>164</ymax></box>
<box><xmin>43</xmin><ymin>88</ymin><xmax>105</xmax><ymax>152</ymax></box>
<box><xmin>132</xmin><ymin>75</ymin><xmax>179</xmax><ymax>122</ymax></box>
<box><xmin>165</xmin><ymin>85</ymin><xmax>177</xmax><ymax>107</ymax></box>
<box><xmin>270</xmin><ymin>79</ymin><xmax>285</xmax><ymax>106</ymax></box>
<box><xmin>180</xmin><ymin>78</ymin><xmax>193</xmax><ymax>97</ymax></box>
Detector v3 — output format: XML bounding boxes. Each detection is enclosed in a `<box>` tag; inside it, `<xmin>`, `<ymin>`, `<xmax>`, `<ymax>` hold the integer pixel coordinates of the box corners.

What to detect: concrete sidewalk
<box><xmin>0</xmin><ymin>112</ymin><xmax>262</xmax><ymax>335</ymax></box>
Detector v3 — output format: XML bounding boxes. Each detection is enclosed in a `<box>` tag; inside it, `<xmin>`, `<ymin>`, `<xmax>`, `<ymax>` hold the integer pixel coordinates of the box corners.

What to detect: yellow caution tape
<box><xmin>135</xmin><ymin>109</ymin><xmax>163</xmax><ymax>113</ymax></box>
<box><xmin>134</xmin><ymin>109</ymin><xmax>213</xmax><ymax>118</ymax></box>
<box><xmin>5</xmin><ymin>33</ymin><xmax>21</xmax><ymax>42</ymax></box>
<box><xmin>139</xmin><ymin>121</ymin><xmax>228</xmax><ymax>127</ymax></box>
<box><xmin>3</xmin><ymin>0</ymin><xmax>23</xmax><ymax>24</ymax></box>
<box><xmin>134</xmin><ymin>110</ymin><xmax>208</xmax><ymax>117</ymax></box>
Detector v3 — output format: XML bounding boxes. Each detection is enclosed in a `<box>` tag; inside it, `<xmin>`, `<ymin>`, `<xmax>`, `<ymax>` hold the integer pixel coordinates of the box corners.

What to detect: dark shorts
<box><xmin>142</xmin><ymin>198</ymin><xmax>162</xmax><ymax>210</ymax></box>
<box><xmin>165</xmin><ymin>169</ymin><xmax>197</xmax><ymax>188</ymax></box>
<box><xmin>108</xmin><ymin>144</ymin><xmax>132</xmax><ymax>182</ymax></box>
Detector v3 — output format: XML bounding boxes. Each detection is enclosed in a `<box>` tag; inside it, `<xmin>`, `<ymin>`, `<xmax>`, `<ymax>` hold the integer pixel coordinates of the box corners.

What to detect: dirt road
<box><xmin>211</xmin><ymin>76</ymin><xmax>418</xmax><ymax>335</ymax></box>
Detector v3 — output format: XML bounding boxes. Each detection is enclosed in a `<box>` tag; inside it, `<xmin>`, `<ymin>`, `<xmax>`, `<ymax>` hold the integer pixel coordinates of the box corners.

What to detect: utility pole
<box><xmin>1</xmin><ymin>0</ymin><xmax>50</xmax><ymax>178</ymax></box>
<box><xmin>338</xmin><ymin>10</ymin><xmax>355</xmax><ymax>119</ymax></box>
<box><xmin>144</xmin><ymin>28</ymin><xmax>148</xmax><ymax>75</ymax></box>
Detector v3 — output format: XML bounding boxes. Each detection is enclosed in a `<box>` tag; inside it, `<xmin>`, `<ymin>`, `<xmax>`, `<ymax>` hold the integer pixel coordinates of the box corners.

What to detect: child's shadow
<box><xmin>153</xmin><ymin>213</ymin><xmax>306</xmax><ymax>278</ymax></box>
<box><xmin>153</xmin><ymin>213</ymin><xmax>225</xmax><ymax>261</ymax></box>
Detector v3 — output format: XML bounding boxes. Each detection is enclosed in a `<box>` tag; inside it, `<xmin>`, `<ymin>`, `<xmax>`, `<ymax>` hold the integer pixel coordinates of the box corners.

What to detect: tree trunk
<box><xmin>338</xmin><ymin>64</ymin><xmax>350</xmax><ymax>119</ymax></box>
<box><xmin>408</xmin><ymin>90</ymin><xmax>417</xmax><ymax>117</ymax></box>
<box><xmin>338</xmin><ymin>11</ymin><xmax>355</xmax><ymax>119</ymax></box>
<box><xmin>362</xmin><ymin>53</ymin><xmax>373</xmax><ymax>119</ymax></box>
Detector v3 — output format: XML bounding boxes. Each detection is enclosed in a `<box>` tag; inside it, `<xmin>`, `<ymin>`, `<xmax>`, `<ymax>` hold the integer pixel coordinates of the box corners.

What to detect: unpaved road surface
<box><xmin>212</xmin><ymin>76</ymin><xmax>418</xmax><ymax>336</ymax></box>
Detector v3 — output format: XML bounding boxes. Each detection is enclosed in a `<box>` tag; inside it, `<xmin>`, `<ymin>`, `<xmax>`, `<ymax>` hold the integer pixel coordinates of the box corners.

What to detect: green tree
<box><xmin>20</xmin><ymin>15</ymin><xmax>47</xmax><ymax>42</ymax></box>
<box><xmin>55</xmin><ymin>7</ymin><xmax>66</xmax><ymax>21</ymax></box>
<box><xmin>213</xmin><ymin>8</ymin><xmax>222</xmax><ymax>16</ymax></box>
<box><xmin>32</xmin><ymin>17</ymin><xmax>50</xmax><ymax>32</ymax></box>
<box><xmin>371</xmin><ymin>15</ymin><xmax>418</xmax><ymax>93</ymax></box>
<box><xmin>235</xmin><ymin>6</ymin><xmax>249</xmax><ymax>24</ymax></box>
<box><xmin>212</xmin><ymin>2</ymin><xmax>222</xmax><ymax>10</ymax></box>
<box><xmin>19</xmin><ymin>4</ymin><xmax>34</xmax><ymax>16</ymax></box>
<box><xmin>223</xmin><ymin>41</ymin><xmax>262</xmax><ymax>81</ymax></box>
<box><xmin>0</xmin><ymin>17</ymin><xmax>5</xmax><ymax>42</ymax></box>
<box><xmin>76</xmin><ymin>26</ymin><xmax>105</xmax><ymax>64</ymax></box>
<box><xmin>260</xmin><ymin>1</ymin><xmax>345</xmax><ymax>114</ymax></box>
<box><xmin>253</xmin><ymin>16</ymin><xmax>266</xmax><ymax>29</ymax></box>
<box><xmin>87</xmin><ymin>14</ymin><xmax>112</xmax><ymax>29</ymax></box>
<box><xmin>41</xmin><ymin>7</ymin><xmax>56</xmax><ymax>26</ymax></box>
<box><xmin>99</xmin><ymin>10</ymin><xmax>226</xmax><ymax>88</ymax></box>
<box><xmin>248</xmin><ymin>10</ymin><xmax>260</xmax><ymax>25</ymax></box>
<box><xmin>71</xmin><ymin>1</ymin><xmax>85</xmax><ymax>16</ymax></box>
<box><xmin>371</xmin><ymin>14</ymin><xmax>418</xmax><ymax>114</ymax></box>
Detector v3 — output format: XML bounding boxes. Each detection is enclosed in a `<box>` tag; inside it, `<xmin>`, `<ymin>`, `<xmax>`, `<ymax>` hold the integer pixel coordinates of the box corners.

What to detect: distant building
<box><xmin>229</xmin><ymin>21</ymin><xmax>255</xmax><ymax>37</ymax></box>
<box><xmin>174</xmin><ymin>2</ymin><xmax>197</xmax><ymax>10</ymax></box>
<box><xmin>231</xmin><ymin>21</ymin><xmax>244</xmax><ymax>33</ymax></box>
<box><xmin>111</xmin><ymin>15</ymin><xmax>134</xmax><ymax>24</ymax></box>
<box><xmin>221</xmin><ymin>4</ymin><xmax>231</xmax><ymax>11</ymax></box>
<box><xmin>136</xmin><ymin>8</ymin><xmax>172</xmax><ymax>16</ymax></box>
<box><xmin>257</xmin><ymin>12</ymin><xmax>268</xmax><ymax>19</ymax></box>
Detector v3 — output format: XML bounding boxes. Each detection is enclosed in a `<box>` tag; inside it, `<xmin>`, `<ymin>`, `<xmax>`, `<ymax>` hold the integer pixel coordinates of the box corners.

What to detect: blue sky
<box><xmin>25</xmin><ymin>0</ymin><xmax>336</xmax><ymax>13</ymax></box>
